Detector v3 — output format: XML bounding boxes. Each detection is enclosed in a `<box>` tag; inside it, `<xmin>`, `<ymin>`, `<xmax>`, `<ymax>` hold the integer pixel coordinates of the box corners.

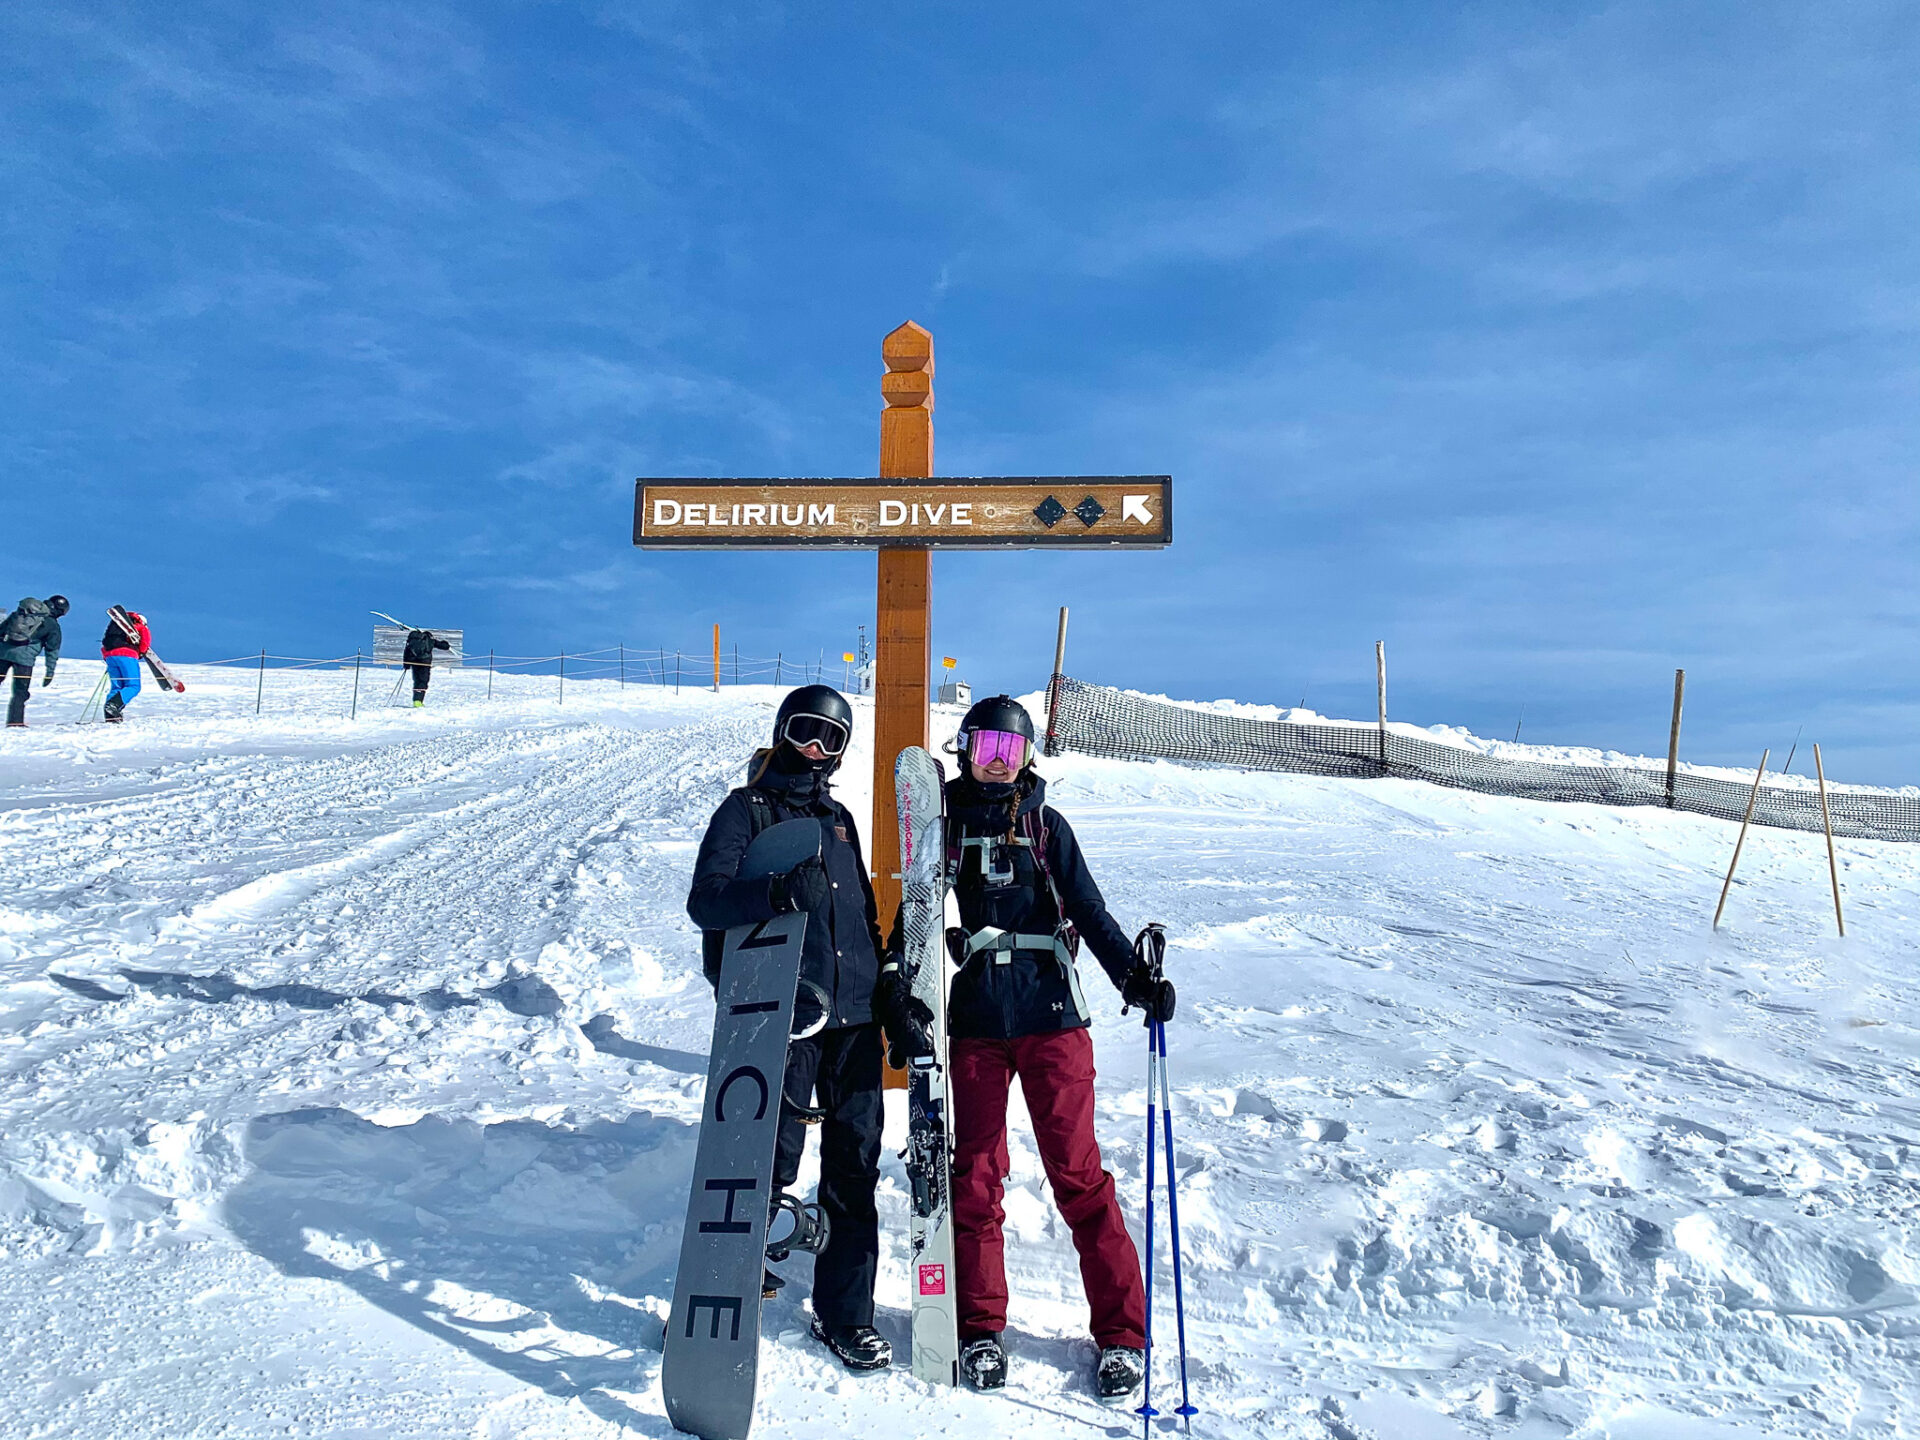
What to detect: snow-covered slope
<box><xmin>3</xmin><ymin>670</ymin><xmax>1917</xmax><ymax>1438</ymax></box>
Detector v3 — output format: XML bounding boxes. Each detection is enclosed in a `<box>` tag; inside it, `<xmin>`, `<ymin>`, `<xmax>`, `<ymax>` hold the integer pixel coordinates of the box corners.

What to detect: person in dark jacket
<box><xmin>2</xmin><ymin>595</ymin><xmax>67</xmax><ymax>728</ymax></box>
<box><xmin>403</xmin><ymin>629</ymin><xmax>451</xmax><ymax>706</ymax></box>
<box><xmin>100</xmin><ymin>608</ymin><xmax>150</xmax><ymax>723</ymax></box>
<box><xmin>931</xmin><ymin>694</ymin><xmax>1175</xmax><ymax>1400</ymax></box>
<box><xmin>685</xmin><ymin>684</ymin><xmax>928</xmax><ymax>1374</ymax></box>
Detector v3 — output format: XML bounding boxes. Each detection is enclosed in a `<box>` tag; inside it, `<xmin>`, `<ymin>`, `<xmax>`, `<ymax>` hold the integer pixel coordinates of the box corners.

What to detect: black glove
<box><xmin>769</xmin><ymin>854</ymin><xmax>831</xmax><ymax>914</ymax></box>
<box><xmin>874</xmin><ymin>962</ymin><xmax>936</xmax><ymax>1065</ymax></box>
<box><xmin>1122</xmin><ymin>963</ymin><xmax>1176</xmax><ymax>1023</ymax></box>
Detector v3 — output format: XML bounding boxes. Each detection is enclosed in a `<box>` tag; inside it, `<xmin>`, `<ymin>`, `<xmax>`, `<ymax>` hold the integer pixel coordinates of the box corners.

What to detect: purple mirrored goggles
<box><xmin>966</xmin><ymin>728</ymin><xmax>1031</xmax><ymax>770</ymax></box>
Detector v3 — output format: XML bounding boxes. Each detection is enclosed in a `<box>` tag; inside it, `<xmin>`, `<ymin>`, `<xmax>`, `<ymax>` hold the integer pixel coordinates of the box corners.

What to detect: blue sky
<box><xmin>4</xmin><ymin>2</ymin><xmax>1916</xmax><ymax>780</ymax></box>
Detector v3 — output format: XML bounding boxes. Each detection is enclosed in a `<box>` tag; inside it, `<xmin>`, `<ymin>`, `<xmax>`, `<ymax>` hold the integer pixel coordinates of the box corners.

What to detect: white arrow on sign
<box><xmin>1122</xmin><ymin>495</ymin><xmax>1153</xmax><ymax>524</ymax></box>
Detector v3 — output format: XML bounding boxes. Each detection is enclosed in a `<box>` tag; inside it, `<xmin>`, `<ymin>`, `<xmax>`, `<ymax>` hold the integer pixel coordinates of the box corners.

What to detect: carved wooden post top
<box><xmin>881</xmin><ymin>320</ymin><xmax>933</xmax><ymax>410</ymax></box>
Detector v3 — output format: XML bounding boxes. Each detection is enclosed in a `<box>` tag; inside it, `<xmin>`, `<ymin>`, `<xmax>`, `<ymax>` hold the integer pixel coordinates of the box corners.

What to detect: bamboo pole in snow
<box><xmin>1712</xmin><ymin>749</ymin><xmax>1771</xmax><ymax>930</ymax></box>
<box><xmin>1814</xmin><ymin>743</ymin><xmax>1845</xmax><ymax>937</ymax></box>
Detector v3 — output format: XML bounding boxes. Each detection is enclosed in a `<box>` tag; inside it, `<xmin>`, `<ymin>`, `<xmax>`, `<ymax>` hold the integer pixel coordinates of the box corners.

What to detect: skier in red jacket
<box><xmin>101</xmin><ymin>610</ymin><xmax>152</xmax><ymax>723</ymax></box>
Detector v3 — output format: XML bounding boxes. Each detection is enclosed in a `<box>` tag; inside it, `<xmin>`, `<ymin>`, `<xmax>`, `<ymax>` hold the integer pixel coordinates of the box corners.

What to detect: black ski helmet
<box><xmin>957</xmin><ymin>694</ymin><xmax>1037</xmax><ymax>767</ymax></box>
<box><xmin>773</xmin><ymin>684</ymin><xmax>854</xmax><ymax>771</ymax></box>
<box><xmin>45</xmin><ymin>595</ymin><xmax>68</xmax><ymax>618</ymax></box>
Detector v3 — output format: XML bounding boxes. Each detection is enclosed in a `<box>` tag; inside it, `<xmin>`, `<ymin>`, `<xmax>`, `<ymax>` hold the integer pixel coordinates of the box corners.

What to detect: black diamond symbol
<box><xmin>1073</xmin><ymin>495</ymin><xmax>1105</xmax><ymax>527</ymax></box>
<box><xmin>1033</xmin><ymin>495</ymin><xmax>1067</xmax><ymax>528</ymax></box>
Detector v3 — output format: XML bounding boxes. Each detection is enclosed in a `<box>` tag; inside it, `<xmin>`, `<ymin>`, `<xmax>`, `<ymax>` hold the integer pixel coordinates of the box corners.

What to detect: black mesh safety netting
<box><xmin>1042</xmin><ymin>675</ymin><xmax>1920</xmax><ymax>844</ymax></box>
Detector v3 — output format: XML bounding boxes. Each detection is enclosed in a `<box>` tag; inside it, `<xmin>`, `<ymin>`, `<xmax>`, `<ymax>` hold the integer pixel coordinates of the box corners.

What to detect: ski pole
<box><xmin>76</xmin><ymin>670</ymin><xmax>108</xmax><ymax>724</ymax></box>
<box><xmin>1157</xmin><ymin>1016</ymin><xmax>1197</xmax><ymax>1429</ymax></box>
<box><xmin>1138</xmin><ymin>1009</ymin><xmax>1159</xmax><ymax>1437</ymax></box>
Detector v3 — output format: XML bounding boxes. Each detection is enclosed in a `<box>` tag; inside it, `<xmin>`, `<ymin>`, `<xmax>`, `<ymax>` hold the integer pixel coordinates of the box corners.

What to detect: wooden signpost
<box><xmin>634</xmin><ymin>321</ymin><xmax>1172</xmax><ymax>954</ymax></box>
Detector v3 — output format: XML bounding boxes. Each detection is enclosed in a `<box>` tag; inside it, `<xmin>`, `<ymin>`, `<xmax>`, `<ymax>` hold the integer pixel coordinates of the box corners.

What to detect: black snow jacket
<box><xmin>937</xmin><ymin>772</ymin><xmax>1134</xmax><ymax>1041</ymax></box>
<box><xmin>686</xmin><ymin>752</ymin><xmax>885</xmax><ymax>1030</ymax></box>
<box><xmin>404</xmin><ymin>629</ymin><xmax>451</xmax><ymax>664</ymax></box>
<box><xmin>0</xmin><ymin>599</ymin><xmax>62</xmax><ymax>679</ymax></box>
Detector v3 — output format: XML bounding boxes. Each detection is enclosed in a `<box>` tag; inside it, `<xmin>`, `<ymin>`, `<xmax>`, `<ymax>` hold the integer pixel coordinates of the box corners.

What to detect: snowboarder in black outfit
<box><xmin>403</xmin><ymin>629</ymin><xmax>451</xmax><ymax>706</ymax></box>
<box><xmin>686</xmin><ymin>684</ymin><xmax>931</xmax><ymax>1374</ymax></box>
<box><xmin>923</xmin><ymin>694</ymin><xmax>1176</xmax><ymax>1401</ymax></box>
<box><xmin>1</xmin><ymin>595</ymin><xmax>67</xmax><ymax>728</ymax></box>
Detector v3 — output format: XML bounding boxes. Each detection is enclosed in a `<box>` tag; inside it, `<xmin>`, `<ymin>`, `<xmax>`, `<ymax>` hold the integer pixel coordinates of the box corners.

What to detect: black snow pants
<box><xmin>772</xmin><ymin>1021</ymin><xmax>884</xmax><ymax>1329</ymax></box>
<box><xmin>4</xmin><ymin>661</ymin><xmax>32</xmax><ymax>725</ymax></box>
<box><xmin>410</xmin><ymin>663</ymin><xmax>432</xmax><ymax>703</ymax></box>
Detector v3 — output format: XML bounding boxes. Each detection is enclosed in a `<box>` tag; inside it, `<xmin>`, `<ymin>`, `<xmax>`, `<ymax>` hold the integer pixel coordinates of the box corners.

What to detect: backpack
<box><xmin>1</xmin><ymin>599</ymin><xmax>47</xmax><ymax>645</ymax></box>
<box><xmin>700</xmin><ymin>787</ymin><xmax>779</xmax><ymax>988</ymax></box>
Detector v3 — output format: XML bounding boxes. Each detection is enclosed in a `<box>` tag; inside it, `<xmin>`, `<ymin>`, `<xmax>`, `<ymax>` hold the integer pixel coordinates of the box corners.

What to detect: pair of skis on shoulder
<box><xmin>661</xmin><ymin>747</ymin><xmax>957</xmax><ymax>1440</ymax></box>
<box><xmin>106</xmin><ymin>605</ymin><xmax>185</xmax><ymax>693</ymax></box>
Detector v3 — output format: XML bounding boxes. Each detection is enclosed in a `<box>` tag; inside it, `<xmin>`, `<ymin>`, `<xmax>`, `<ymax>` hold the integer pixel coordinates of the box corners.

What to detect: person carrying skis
<box><xmin>404</xmin><ymin>628</ymin><xmax>451</xmax><ymax>706</ymax></box>
<box><xmin>685</xmin><ymin>684</ymin><xmax>932</xmax><ymax>1374</ymax></box>
<box><xmin>933</xmin><ymin>694</ymin><xmax>1176</xmax><ymax>1400</ymax></box>
<box><xmin>1</xmin><ymin>595</ymin><xmax>67</xmax><ymax>728</ymax></box>
<box><xmin>100</xmin><ymin>608</ymin><xmax>152</xmax><ymax>723</ymax></box>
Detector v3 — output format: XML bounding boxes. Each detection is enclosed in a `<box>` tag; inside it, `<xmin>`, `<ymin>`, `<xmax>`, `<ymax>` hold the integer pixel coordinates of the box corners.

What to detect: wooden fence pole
<box><xmin>1043</xmin><ymin>606</ymin><xmax>1070</xmax><ymax>757</ymax></box>
<box><xmin>256</xmin><ymin>648</ymin><xmax>266</xmax><ymax>715</ymax></box>
<box><xmin>1712</xmin><ymin>748</ymin><xmax>1771</xmax><ymax>930</ymax></box>
<box><xmin>620</xmin><ymin>642</ymin><xmax>626</xmax><ymax>688</ymax></box>
<box><xmin>1666</xmin><ymin>669</ymin><xmax>1686</xmax><ymax>808</ymax></box>
<box><xmin>1814</xmin><ymin>743</ymin><xmax>1846</xmax><ymax>937</ymax></box>
<box><xmin>350</xmin><ymin>650</ymin><xmax>362</xmax><ymax>720</ymax></box>
<box><xmin>712</xmin><ymin>623</ymin><xmax>721</xmax><ymax>692</ymax></box>
<box><xmin>1375</xmin><ymin>641</ymin><xmax>1388</xmax><ymax>767</ymax></box>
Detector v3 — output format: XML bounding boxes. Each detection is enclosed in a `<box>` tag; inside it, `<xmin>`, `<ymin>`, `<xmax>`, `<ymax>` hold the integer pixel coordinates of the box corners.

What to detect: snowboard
<box><xmin>106</xmin><ymin>605</ymin><xmax>185</xmax><ymax>693</ymax></box>
<box><xmin>895</xmin><ymin>746</ymin><xmax>959</xmax><ymax>1385</ymax></box>
<box><xmin>664</xmin><ymin>817</ymin><xmax>823</xmax><ymax>1440</ymax></box>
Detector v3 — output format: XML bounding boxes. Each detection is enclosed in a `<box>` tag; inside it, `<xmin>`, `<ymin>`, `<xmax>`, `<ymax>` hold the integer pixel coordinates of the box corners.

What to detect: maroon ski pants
<box><xmin>951</xmin><ymin>1028</ymin><xmax>1147</xmax><ymax>1349</ymax></box>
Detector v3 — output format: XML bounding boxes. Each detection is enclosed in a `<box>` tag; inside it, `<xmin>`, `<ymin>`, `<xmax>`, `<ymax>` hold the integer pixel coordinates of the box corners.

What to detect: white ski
<box><xmin>895</xmin><ymin>745</ymin><xmax>959</xmax><ymax>1384</ymax></box>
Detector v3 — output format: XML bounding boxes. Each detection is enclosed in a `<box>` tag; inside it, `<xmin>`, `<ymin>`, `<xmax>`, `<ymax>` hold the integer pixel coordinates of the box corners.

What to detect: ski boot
<box><xmin>960</xmin><ymin>1335</ymin><xmax>1007</xmax><ymax>1390</ymax></box>
<box><xmin>809</xmin><ymin>1315</ymin><xmax>891</xmax><ymax>1372</ymax></box>
<box><xmin>1095</xmin><ymin>1346</ymin><xmax>1145</xmax><ymax>1402</ymax></box>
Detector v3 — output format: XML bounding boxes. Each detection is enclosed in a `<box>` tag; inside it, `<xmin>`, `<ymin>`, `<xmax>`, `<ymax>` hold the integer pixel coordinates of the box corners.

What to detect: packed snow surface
<box><xmin>3</xmin><ymin>665</ymin><xmax>1918</xmax><ymax>1438</ymax></box>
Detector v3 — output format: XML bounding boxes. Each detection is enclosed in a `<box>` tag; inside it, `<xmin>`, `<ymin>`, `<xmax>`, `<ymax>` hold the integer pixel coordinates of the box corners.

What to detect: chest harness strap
<box><xmin>954</xmin><ymin>824</ymin><xmax>1091</xmax><ymax>1022</ymax></box>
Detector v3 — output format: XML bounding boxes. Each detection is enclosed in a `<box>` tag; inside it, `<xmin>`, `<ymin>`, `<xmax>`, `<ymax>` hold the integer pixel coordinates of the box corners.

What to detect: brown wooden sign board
<box><xmin>633</xmin><ymin>477</ymin><xmax>1172</xmax><ymax>549</ymax></box>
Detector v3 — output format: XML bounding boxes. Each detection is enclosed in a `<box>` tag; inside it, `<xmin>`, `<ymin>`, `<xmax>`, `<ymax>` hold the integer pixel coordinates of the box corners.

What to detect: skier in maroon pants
<box><xmin>934</xmin><ymin>695</ymin><xmax>1176</xmax><ymax>1401</ymax></box>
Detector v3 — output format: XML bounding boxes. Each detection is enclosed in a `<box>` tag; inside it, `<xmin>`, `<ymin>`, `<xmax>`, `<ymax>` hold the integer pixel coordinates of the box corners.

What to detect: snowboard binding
<box><xmin>765</xmin><ymin>1191</ymin><xmax>831</xmax><ymax>1262</ymax></box>
<box><xmin>791</xmin><ymin>978</ymin><xmax>830</xmax><ymax>1040</ymax></box>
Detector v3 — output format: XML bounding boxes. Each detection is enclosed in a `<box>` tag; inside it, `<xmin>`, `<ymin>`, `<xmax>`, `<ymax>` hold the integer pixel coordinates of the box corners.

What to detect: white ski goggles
<box><xmin>779</xmin><ymin>713</ymin><xmax>850</xmax><ymax>757</ymax></box>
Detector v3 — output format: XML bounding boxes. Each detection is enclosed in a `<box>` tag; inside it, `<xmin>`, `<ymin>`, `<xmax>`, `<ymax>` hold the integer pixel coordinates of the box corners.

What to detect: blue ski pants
<box><xmin>105</xmin><ymin>655</ymin><xmax>142</xmax><ymax>712</ymax></box>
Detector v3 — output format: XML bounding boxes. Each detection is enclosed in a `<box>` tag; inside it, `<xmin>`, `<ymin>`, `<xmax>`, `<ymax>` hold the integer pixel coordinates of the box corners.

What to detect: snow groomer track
<box><xmin>3</xmin><ymin>666</ymin><xmax>1919</xmax><ymax>1438</ymax></box>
